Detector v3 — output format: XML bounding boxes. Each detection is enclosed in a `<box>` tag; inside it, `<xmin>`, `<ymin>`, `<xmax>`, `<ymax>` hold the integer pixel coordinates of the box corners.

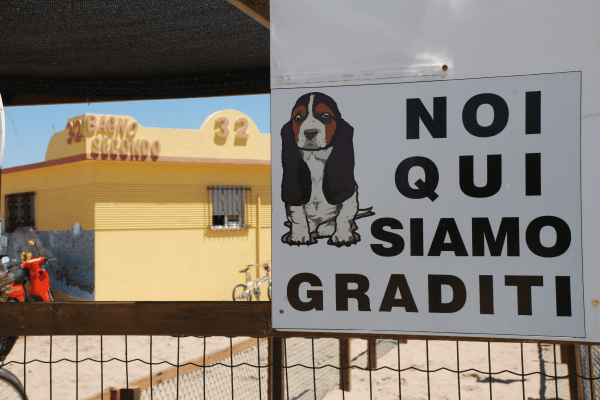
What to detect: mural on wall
<box><xmin>6</xmin><ymin>225</ymin><xmax>95</xmax><ymax>301</ymax></box>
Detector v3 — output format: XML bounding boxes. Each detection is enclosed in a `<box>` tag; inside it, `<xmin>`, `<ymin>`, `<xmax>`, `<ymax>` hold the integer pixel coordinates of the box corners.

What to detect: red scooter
<box><xmin>0</xmin><ymin>239</ymin><xmax>54</xmax><ymax>366</ymax></box>
<box><xmin>5</xmin><ymin>241</ymin><xmax>54</xmax><ymax>303</ymax></box>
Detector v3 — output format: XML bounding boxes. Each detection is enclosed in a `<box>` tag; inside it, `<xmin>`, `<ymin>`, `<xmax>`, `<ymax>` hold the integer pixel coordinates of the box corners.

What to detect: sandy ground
<box><xmin>324</xmin><ymin>339</ymin><xmax>571</xmax><ymax>400</ymax></box>
<box><xmin>2</xmin><ymin>336</ymin><xmax>249</xmax><ymax>400</ymax></box>
<box><xmin>1</xmin><ymin>336</ymin><xmax>571</xmax><ymax>400</ymax></box>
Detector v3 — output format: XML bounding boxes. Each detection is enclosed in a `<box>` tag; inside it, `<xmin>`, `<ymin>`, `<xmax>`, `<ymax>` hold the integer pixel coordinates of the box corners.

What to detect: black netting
<box><xmin>0</xmin><ymin>0</ymin><xmax>269</xmax><ymax>103</ymax></box>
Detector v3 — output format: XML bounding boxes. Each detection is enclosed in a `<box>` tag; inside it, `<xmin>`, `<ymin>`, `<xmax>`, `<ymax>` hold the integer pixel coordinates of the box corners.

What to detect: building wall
<box><xmin>2</xmin><ymin>158</ymin><xmax>272</xmax><ymax>301</ymax></box>
<box><xmin>91</xmin><ymin>162</ymin><xmax>271</xmax><ymax>301</ymax></box>
<box><xmin>2</xmin><ymin>110</ymin><xmax>272</xmax><ymax>302</ymax></box>
<box><xmin>2</xmin><ymin>161</ymin><xmax>98</xmax><ymax>300</ymax></box>
<box><xmin>2</xmin><ymin>161</ymin><xmax>97</xmax><ymax>231</ymax></box>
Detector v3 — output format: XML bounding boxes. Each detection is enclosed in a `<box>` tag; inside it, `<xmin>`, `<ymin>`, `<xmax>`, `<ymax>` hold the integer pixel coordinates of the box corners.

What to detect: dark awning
<box><xmin>0</xmin><ymin>0</ymin><xmax>270</xmax><ymax>106</ymax></box>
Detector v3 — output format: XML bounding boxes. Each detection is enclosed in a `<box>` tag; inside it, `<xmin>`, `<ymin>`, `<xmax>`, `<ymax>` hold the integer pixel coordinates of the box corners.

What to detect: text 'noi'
<box><xmin>398</xmin><ymin>91</ymin><xmax>542</xmax><ymax>201</ymax></box>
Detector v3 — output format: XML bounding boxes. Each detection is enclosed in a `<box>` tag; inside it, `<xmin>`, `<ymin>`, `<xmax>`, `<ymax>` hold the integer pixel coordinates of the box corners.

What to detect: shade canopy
<box><xmin>0</xmin><ymin>0</ymin><xmax>270</xmax><ymax>106</ymax></box>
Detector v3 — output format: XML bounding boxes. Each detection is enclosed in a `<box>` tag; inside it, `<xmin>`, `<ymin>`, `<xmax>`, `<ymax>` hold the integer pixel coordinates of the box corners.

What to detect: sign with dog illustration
<box><xmin>272</xmin><ymin>72</ymin><xmax>583</xmax><ymax>339</ymax></box>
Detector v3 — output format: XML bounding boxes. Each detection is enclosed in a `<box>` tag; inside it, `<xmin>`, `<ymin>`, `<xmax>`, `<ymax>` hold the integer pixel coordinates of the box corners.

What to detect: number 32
<box><xmin>215</xmin><ymin>117</ymin><xmax>249</xmax><ymax>138</ymax></box>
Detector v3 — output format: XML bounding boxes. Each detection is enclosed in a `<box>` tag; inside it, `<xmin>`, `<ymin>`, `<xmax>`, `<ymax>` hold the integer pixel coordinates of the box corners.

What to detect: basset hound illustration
<box><xmin>281</xmin><ymin>92</ymin><xmax>374</xmax><ymax>247</ymax></box>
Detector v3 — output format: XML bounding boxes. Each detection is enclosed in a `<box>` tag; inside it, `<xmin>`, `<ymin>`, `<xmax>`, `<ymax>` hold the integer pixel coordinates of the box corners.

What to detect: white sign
<box><xmin>271</xmin><ymin>72</ymin><xmax>583</xmax><ymax>339</ymax></box>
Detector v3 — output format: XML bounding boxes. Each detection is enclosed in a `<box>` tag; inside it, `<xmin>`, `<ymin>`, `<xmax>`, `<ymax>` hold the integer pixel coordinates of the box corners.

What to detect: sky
<box><xmin>1</xmin><ymin>94</ymin><xmax>271</xmax><ymax>169</ymax></box>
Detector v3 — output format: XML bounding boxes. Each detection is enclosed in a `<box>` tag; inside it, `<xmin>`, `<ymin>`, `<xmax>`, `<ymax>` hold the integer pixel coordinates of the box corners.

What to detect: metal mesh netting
<box><xmin>283</xmin><ymin>338</ymin><xmax>339</xmax><ymax>400</ymax></box>
<box><xmin>0</xmin><ymin>335</ymin><xmax>597</xmax><ymax>400</ymax></box>
<box><xmin>141</xmin><ymin>338</ymin><xmax>398</xmax><ymax>400</ymax></box>
<box><xmin>143</xmin><ymin>340</ymin><xmax>269</xmax><ymax>400</ymax></box>
<box><xmin>538</xmin><ymin>343</ymin><xmax>572</xmax><ymax>400</ymax></box>
<box><xmin>351</xmin><ymin>339</ymin><xmax>397</xmax><ymax>369</ymax></box>
<box><xmin>579</xmin><ymin>345</ymin><xmax>600</xmax><ymax>400</ymax></box>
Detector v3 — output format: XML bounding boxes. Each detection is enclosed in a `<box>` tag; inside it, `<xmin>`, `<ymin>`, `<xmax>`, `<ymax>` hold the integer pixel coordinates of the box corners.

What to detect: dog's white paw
<box><xmin>328</xmin><ymin>228</ymin><xmax>360</xmax><ymax>247</ymax></box>
<box><xmin>283</xmin><ymin>229</ymin><xmax>316</xmax><ymax>246</ymax></box>
<box><xmin>316</xmin><ymin>221</ymin><xmax>335</xmax><ymax>237</ymax></box>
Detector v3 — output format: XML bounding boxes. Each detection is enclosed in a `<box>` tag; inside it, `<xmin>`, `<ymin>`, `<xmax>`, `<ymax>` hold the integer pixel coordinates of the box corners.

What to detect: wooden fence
<box><xmin>0</xmin><ymin>301</ymin><xmax>590</xmax><ymax>399</ymax></box>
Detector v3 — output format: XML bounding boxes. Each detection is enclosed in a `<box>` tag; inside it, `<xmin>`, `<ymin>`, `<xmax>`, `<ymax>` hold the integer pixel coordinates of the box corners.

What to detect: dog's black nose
<box><xmin>304</xmin><ymin>129</ymin><xmax>318</xmax><ymax>140</ymax></box>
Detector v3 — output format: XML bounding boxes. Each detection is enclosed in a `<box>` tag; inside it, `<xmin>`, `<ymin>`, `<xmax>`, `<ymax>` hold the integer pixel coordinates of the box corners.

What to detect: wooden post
<box><xmin>566</xmin><ymin>344</ymin><xmax>583</xmax><ymax>400</ymax></box>
<box><xmin>339</xmin><ymin>339</ymin><xmax>351</xmax><ymax>391</ymax></box>
<box><xmin>367</xmin><ymin>339</ymin><xmax>377</xmax><ymax>371</ymax></box>
<box><xmin>268</xmin><ymin>337</ymin><xmax>284</xmax><ymax>400</ymax></box>
<box><xmin>109</xmin><ymin>388</ymin><xmax>141</xmax><ymax>400</ymax></box>
<box><xmin>560</xmin><ymin>344</ymin><xmax>568</xmax><ymax>364</ymax></box>
<box><xmin>123</xmin><ymin>388</ymin><xmax>141</xmax><ymax>400</ymax></box>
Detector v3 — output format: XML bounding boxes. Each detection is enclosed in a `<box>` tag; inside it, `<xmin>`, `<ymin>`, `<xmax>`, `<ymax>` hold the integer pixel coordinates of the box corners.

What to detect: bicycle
<box><xmin>232</xmin><ymin>262</ymin><xmax>271</xmax><ymax>301</ymax></box>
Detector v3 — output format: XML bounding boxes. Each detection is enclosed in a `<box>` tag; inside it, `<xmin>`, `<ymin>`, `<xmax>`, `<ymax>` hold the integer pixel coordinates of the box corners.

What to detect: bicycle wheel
<box><xmin>268</xmin><ymin>282</ymin><xmax>272</xmax><ymax>301</ymax></box>
<box><xmin>232</xmin><ymin>284</ymin><xmax>251</xmax><ymax>301</ymax></box>
<box><xmin>0</xmin><ymin>368</ymin><xmax>28</xmax><ymax>400</ymax></box>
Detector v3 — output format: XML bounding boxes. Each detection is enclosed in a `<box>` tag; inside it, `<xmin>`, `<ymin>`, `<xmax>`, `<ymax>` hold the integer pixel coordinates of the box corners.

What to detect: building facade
<box><xmin>1</xmin><ymin>110</ymin><xmax>271</xmax><ymax>301</ymax></box>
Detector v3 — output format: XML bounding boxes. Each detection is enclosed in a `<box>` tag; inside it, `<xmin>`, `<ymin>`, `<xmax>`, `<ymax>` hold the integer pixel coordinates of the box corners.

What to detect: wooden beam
<box><xmin>227</xmin><ymin>0</ymin><xmax>269</xmax><ymax>29</ymax></box>
<box><xmin>1</xmin><ymin>93</ymin><xmax>114</xmax><ymax>107</ymax></box>
<box><xmin>0</xmin><ymin>86</ymin><xmax>270</xmax><ymax>107</ymax></box>
<box><xmin>0</xmin><ymin>302</ymin><xmax>271</xmax><ymax>337</ymax></box>
<box><xmin>0</xmin><ymin>68</ymin><xmax>271</xmax><ymax>106</ymax></box>
<box><xmin>0</xmin><ymin>301</ymin><xmax>599</xmax><ymax>345</ymax></box>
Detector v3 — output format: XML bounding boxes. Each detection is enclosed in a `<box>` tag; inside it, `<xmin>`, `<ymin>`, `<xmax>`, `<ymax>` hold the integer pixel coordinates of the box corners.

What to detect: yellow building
<box><xmin>1</xmin><ymin>110</ymin><xmax>271</xmax><ymax>301</ymax></box>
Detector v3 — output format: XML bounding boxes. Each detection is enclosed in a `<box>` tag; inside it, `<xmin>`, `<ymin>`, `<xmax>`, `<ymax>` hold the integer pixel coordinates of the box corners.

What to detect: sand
<box><xmin>324</xmin><ymin>339</ymin><xmax>571</xmax><ymax>400</ymax></box>
<box><xmin>2</xmin><ymin>336</ymin><xmax>249</xmax><ymax>400</ymax></box>
<box><xmin>1</xmin><ymin>336</ymin><xmax>572</xmax><ymax>400</ymax></box>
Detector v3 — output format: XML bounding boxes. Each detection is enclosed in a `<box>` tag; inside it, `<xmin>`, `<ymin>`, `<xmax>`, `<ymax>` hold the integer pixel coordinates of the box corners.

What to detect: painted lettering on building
<box><xmin>214</xmin><ymin>117</ymin><xmax>250</xmax><ymax>139</ymax></box>
<box><xmin>66</xmin><ymin>119</ymin><xmax>84</xmax><ymax>144</ymax></box>
<box><xmin>67</xmin><ymin>115</ymin><xmax>162</xmax><ymax>159</ymax></box>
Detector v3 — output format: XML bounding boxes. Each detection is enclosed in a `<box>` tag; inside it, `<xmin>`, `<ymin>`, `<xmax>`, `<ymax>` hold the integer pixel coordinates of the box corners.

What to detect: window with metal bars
<box><xmin>5</xmin><ymin>192</ymin><xmax>35</xmax><ymax>233</ymax></box>
<box><xmin>208</xmin><ymin>186</ymin><xmax>250</xmax><ymax>229</ymax></box>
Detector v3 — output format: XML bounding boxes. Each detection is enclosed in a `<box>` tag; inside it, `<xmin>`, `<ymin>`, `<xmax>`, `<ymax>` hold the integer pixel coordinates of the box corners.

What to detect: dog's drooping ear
<box><xmin>323</xmin><ymin>118</ymin><xmax>356</xmax><ymax>205</ymax></box>
<box><xmin>281</xmin><ymin>120</ymin><xmax>312</xmax><ymax>205</ymax></box>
